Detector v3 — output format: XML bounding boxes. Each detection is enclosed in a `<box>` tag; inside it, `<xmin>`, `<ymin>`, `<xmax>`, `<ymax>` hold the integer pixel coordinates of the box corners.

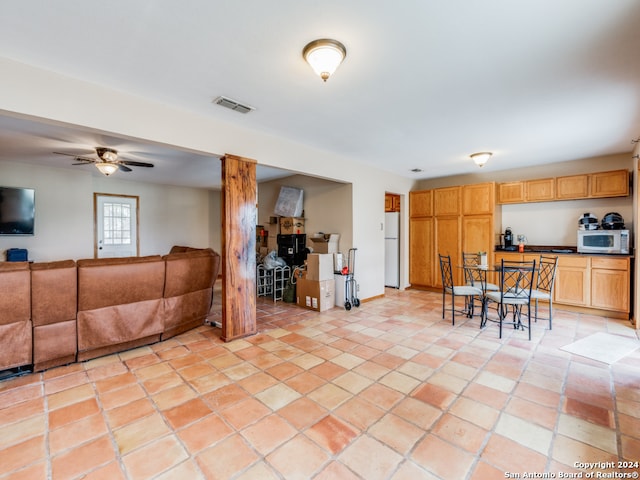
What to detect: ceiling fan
<box><xmin>53</xmin><ymin>147</ymin><xmax>154</xmax><ymax>176</ymax></box>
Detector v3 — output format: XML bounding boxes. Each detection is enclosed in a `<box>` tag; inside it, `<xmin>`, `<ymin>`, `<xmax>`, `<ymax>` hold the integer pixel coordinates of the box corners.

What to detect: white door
<box><xmin>95</xmin><ymin>194</ymin><xmax>139</xmax><ymax>258</ymax></box>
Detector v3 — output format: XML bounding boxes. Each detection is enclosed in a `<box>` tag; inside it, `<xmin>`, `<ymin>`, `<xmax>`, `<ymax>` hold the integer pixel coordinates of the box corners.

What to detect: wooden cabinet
<box><xmin>498</xmin><ymin>182</ymin><xmax>524</xmax><ymax>204</ymax></box>
<box><xmin>554</xmin><ymin>256</ymin><xmax>589</xmax><ymax>306</ymax></box>
<box><xmin>462</xmin><ymin>215</ymin><xmax>494</xmax><ymax>258</ymax></box>
<box><xmin>409</xmin><ymin>183</ymin><xmax>496</xmax><ymax>290</ymax></box>
<box><xmin>409</xmin><ymin>190</ymin><xmax>432</xmax><ymax>217</ymax></box>
<box><xmin>525</xmin><ymin>178</ymin><xmax>555</xmax><ymax>202</ymax></box>
<box><xmin>385</xmin><ymin>193</ymin><xmax>400</xmax><ymax>212</ymax></box>
<box><xmin>434</xmin><ymin>216</ymin><xmax>461</xmax><ymax>287</ymax></box>
<box><xmin>409</xmin><ymin>217</ymin><xmax>434</xmax><ymax>287</ymax></box>
<box><xmin>462</xmin><ymin>183</ymin><xmax>494</xmax><ymax>215</ymax></box>
<box><xmin>590</xmin><ymin>169</ymin><xmax>629</xmax><ymax>198</ymax></box>
<box><xmin>590</xmin><ymin>256</ymin><xmax>630</xmax><ymax>312</ymax></box>
<box><xmin>482</xmin><ymin>252</ymin><xmax>630</xmax><ymax>316</ymax></box>
<box><xmin>497</xmin><ymin>169</ymin><xmax>629</xmax><ymax>204</ymax></box>
<box><xmin>556</xmin><ymin>174</ymin><xmax>589</xmax><ymax>200</ymax></box>
<box><xmin>434</xmin><ymin>187</ymin><xmax>461</xmax><ymax>216</ymax></box>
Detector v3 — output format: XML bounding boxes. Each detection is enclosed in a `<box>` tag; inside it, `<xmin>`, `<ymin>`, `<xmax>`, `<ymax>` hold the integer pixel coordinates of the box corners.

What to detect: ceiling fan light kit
<box><xmin>302</xmin><ymin>39</ymin><xmax>347</xmax><ymax>82</ymax></box>
<box><xmin>94</xmin><ymin>163</ymin><xmax>119</xmax><ymax>176</ymax></box>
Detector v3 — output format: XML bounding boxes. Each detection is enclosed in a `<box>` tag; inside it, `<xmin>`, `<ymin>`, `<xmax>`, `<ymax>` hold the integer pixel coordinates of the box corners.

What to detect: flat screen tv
<box><xmin>0</xmin><ymin>186</ymin><xmax>35</xmax><ymax>235</ymax></box>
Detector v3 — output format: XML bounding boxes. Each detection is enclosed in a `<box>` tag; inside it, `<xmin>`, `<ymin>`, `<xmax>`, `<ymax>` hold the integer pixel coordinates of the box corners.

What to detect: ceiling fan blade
<box><xmin>72</xmin><ymin>161</ymin><xmax>94</xmax><ymax>165</ymax></box>
<box><xmin>53</xmin><ymin>151</ymin><xmax>96</xmax><ymax>162</ymax></box>
<box><xmin>120</xmin><ymin>160</ymin><xmax>154</xmax><ymax>168</ymax></box>
<box><xmin>117</xmin><ymin>164</ymin><xmax>132</xmax><ymax>172</ymax></box>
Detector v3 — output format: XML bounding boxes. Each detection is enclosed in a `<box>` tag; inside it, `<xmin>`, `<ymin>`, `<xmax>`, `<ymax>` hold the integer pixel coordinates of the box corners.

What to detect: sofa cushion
<box><xmin>31</xmin><ymin>260</ymin><xmax>77</xmax><ymax>327</ymax></box>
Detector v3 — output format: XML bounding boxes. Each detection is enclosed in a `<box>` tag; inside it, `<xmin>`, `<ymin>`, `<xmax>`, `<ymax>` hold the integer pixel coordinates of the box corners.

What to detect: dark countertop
<box><xmin>494</xmin><ymin>245</ymin><xmax>633</xmax><ymax>257</ymax></box>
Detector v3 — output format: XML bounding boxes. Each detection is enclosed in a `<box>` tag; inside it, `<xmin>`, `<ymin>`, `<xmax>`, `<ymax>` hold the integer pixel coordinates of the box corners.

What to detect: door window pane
<box><xmin>102</xmin><ymin>202</ymin><xmax>131</xmax><ymax>245</ymax></box>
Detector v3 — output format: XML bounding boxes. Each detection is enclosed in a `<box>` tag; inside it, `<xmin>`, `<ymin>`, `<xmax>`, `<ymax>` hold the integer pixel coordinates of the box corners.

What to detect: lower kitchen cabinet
<box><xmin>590</xmin><ymin>256</ymin><xmax>630</xmax><ymax>312</ymax></box>
<box><xmin>554</xmin><ymin>256</ymin><xmax>589</xmax><ymax>307</ymax></box>
<box><xmin>493</xmin><ymin>253</ymin><xmax>630</xmax><ymax>315</ymax></box>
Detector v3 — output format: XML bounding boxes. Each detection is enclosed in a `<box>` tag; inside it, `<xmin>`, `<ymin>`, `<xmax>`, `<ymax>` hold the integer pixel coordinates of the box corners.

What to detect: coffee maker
<box><xmin>504</xmin><ymin>227</ymin><xmax>513</xmax><ymax>248</ymax></box>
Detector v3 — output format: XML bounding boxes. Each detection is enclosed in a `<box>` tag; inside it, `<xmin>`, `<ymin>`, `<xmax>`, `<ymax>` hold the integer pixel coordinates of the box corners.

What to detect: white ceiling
<box><xmin>0</xmin><ymin>0</ymin><xmax>639</xmax><ymax>188</ymax></box>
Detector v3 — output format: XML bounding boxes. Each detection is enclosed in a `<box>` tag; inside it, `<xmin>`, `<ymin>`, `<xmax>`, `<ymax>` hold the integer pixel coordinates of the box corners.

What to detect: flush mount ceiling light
<box><xmin>470</xmin><ymin>152</ymin><xmax>492</xmax><ymax>168</ymax></box>
<box><xmin>94</xmin><ymin>162</ymin><xmax>119</xmax><ymax>176</ymax></box>
<box><xmin>302</xmin><ymin>39</ymin><xmax>347</xmax><ymax>82</ymax></box>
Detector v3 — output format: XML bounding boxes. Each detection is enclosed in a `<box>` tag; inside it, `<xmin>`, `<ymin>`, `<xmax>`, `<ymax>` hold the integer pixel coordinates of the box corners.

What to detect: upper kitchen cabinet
<box><xmin>409</xmin><ymin>190</ymin><xmax>432</xmax><ymax>217</ymax></box>
<box><xmin>497</xmin><ymin>182</ymin><xmax>524</xmax><ymax>204</ymax></box>
<box><xmin>462</xmin><ymin>182</ymin><xmax>495</xmax><ymax>215</ymax></box>
<box><xmin>525</xmin><ymin>178</ymin><xmax>555</xmax><ymax>202</ymax></box>
<box><xmin>589</xmin><ymin>169</ymin><xmax>629</xmax><ymax>198</ymax></box>
<box><xmin>498</xmin><ymin>169</ymin><xmax>630</xmax><ymax>204</ymax></box>
<box><xmin>434</xmin><ymin>186</ymin><xmax>461</xmax><ymax>216</ymax></box>
<box><xmin>385</xmin><ymin>193</ymin><xmax>401</xmax><ymax>212</ymax></box>
<box><xmin>556</xmin><ymin>174</ymin><xmax>589</xmax><ymax>200</ymax></box>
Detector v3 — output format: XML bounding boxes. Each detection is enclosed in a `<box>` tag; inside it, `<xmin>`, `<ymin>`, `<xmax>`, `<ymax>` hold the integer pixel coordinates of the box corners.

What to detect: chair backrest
<box><xmin>536</xmin><ymin>255</ymin><xmax>558</xmax><ymax>293</ymax></box>
<box><xmin>499</xmin><ymin>259</ymin><xmax>536</xmax><ymax>299</ymax></box>
<box><xmin>462</xmin><ymin>252</ymin><xmax>483</xmax><ymax>286</ymax></box>
<box><xmin>439</xmin><ymin>254</ymin><xmax>454</xmax><ymax>290</ymax></box>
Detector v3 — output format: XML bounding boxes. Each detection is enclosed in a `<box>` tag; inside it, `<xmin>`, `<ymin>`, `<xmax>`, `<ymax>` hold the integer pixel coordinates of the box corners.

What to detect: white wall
<box><xmin>0</xmin><ymin>160</ymin><xmax>215</xmax><ymax>261</ymax></box>
<box><xmin>0</xmin><ymin>58</ymin><xmax>416</xmax><ymax>299</ymax></box>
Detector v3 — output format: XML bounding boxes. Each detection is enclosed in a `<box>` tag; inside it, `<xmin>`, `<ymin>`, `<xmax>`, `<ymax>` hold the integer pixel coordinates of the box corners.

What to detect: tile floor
<box><xmin>1</xmin><ymin>288</ymin><xmax>640</xmax><ymax>479</ymax></box>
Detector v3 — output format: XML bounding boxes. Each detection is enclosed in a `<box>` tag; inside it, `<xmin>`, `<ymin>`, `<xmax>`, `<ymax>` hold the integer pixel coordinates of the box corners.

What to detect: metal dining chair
<box><xmin>462</xmin><ymin>252</ymin><xmax>499</xmax><ymax>292</ymax></box>
<box><xmin>529</xmin><ymin>255</ymin><xmax>558</xmax><ymax>330</ymax></box>
<box><xmin>484</xmin><ymin>259</ymin><xmax>536</xmax><ymax>340</ymax></box>
<box><xmin>439</xmin><ymin>254</ymin><xmax>483</xmax><ymax>325</ymax></box>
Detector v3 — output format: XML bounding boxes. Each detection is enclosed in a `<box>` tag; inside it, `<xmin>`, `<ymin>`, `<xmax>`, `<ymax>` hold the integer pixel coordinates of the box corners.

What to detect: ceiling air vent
<box><xmin>213</xmin><ymin>96</ymin><xmax>254</xmax><ymax>114</ymax></box>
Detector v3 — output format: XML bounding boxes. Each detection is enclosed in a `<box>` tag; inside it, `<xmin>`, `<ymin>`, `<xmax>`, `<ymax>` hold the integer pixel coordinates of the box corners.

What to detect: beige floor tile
<box><xmin>254</xmin><ymin>383</ymin><xmax>301</xmax><ymax>410</ymax></box>
<box><xmin>122</xmin><ymin>435</ymin><xmax>188</xmax><ymax>480</ymax></box>
<box><xmin>267</xmin><ymin>434</ymin><xmax>330</xmax><ymax>479</ymax></box>
<box><xmin>557</xmin><ymin>414</ymin><xmax>618</xmax><ymax>455</ymax></box>
<box><xmin>449</xmin><ymin>396</ymin><xmax>500</xmax><ymax>430</ymax></box>
<box><xmin>339</xmin><ymin>435</ymin><xmax>403</xmax><ymax>479</ymax></box>
<box><xmin>495</xmin><ymin>412</ymin><xmax>553</xmax><ymax>455</ymax></box>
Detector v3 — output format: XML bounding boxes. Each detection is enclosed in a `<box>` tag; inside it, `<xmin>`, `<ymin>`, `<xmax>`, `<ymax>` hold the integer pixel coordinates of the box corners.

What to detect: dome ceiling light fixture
<box><xmin>94</xmin><ymin>162</ymin><xmax>119</xmax><ymax>176</ymax></box>
<box><xmin>302</xmin><ymin>39</ymin><xmax>347</xmax><ymax>82</ymax></box>
<box><xmin>470</xmin><ymin>152</ymin><xmax>492</xmax><ymax>167</ymax></box>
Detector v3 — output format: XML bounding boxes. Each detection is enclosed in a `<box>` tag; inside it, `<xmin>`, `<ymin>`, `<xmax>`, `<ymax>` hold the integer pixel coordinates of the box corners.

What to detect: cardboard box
<box><xmin>279</xmin><ymin>217</ymin><xmax>305</xmax><ymax>234</ymax></box>
<box><xmin>306</xmin><ymin>253</ymin><xmax>335</xmax><ymax>281</ymax></box>
<box><xmin>296</xmin><ymin>278</ymin><xmax>335</xmax><ymax>312</ymax></box>
<box><xmin>309</xmin><ymin>233</ymin><xmax>340</xmax><ymax>254</ymax></box>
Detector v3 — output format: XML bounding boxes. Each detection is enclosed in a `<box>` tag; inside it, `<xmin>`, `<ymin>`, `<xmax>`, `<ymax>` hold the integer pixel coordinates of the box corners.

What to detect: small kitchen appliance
<box><xmin>504</xmin><ymin>227</ymin><xmax>513</xmax><ymax>248</ymax></box>
<box><xmin>577</xmin><ymin>229</ymin><xmax>630</xmax><ymax>254</ymax></box>
<box><xmin>578</xmin><ymin>213</ymin><xmax>599</xmax><ymax>230</ymax></box>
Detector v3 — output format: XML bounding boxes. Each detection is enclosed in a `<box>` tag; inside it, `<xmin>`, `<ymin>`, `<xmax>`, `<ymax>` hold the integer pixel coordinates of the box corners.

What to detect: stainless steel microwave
<box><xmin>577</xmin><ymin>229</ymin><xmax>630</xmax><ymax>254</ymax></box>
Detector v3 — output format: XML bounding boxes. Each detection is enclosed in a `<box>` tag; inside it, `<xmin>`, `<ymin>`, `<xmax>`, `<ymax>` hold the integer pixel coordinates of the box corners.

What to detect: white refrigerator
<box><xmin>384</xmin><ymin>212</ymin><xmax>400</xmax><ymax>288</ymax></box>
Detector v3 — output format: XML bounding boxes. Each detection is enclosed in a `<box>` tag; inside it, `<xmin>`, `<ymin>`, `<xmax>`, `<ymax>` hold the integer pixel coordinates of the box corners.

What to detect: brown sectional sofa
<box><xmin>0</xmin><ymin>262</ymin><xmax>31</xmax><ymax>371</ymax></box>
<box><xmin>0</xmin><ymin>247</ymin><xmax>220</xmax><ymax>375</ymax></box>
<box><xmin>31</xmin><ymin>260</ymin><xmax>77</xmax><ymax>371</ymax></box>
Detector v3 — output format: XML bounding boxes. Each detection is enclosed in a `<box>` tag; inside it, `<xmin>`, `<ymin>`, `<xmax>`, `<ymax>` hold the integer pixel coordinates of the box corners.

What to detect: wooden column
<box><xmin>220</xmin><ymin>154</ymin><xmax>257</xmax><ymax>341</ymax></box>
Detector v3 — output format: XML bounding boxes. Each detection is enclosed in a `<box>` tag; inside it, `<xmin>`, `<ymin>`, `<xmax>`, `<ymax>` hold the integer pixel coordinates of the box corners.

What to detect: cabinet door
<box><xmin>525</xmin><ymin>178</ymin><xmax>555</xmax><ymax>202</ymax></box>
<box><xmin>591</xmin><ymin>269</ymin><xmax>629</xmax><ymax>312</ymax></box>
<box><xmin>556</xmin><ymin>175</ymin><xmax>588</xmax><ymax>199</ymax></box>
<box><xmin>590</xmin><ymin>256</ymin><xmax>630</xmax><ymax>312</ymax></box>
<box><xmin>462</xmin><ymin>183</ymin><xmax>494</xmax><ymax>215</ymax></box>
<box><xmin>462</xmin><ymin>215</ymin><xmax>494</xmax><ymax>257</ymax></box>
<box><xmin>409</xmin><ymin>190</ymin><xmax>432</xmax><ymax>217</ymax></box>
<box><xmin>385</xmin><ymin>194</ymin><xmax>393</xmax><ymax>212</ymax></box>
<box><xmin>409</xmin><ymin>218</ymin><xmax>434</xmax><ymax>287</ymax></box>
<box><xmin>554</xmin><ymin>256</ymin><xmax>589</xmax><ymax>306</ymax></box>
<box><xmin>434</xmin><ymin>187</ymin><xmax>460</xmax><ymax>216</ymax></box>
<box><xmin>434</xmin><ymin>216</ymin><xmax>461</xmax><ymax>287</ymax></box>
<box><xmin>392</xmin><ymin>195</ymin><xmax>401</xmax><ymax>212</ymax></box>
<box><xmin>497</xmin><ymin>182</ymin><xmax>524</xmax><ymax>204</ymax></box>
<box><xmin>589</xmin><ymin>170</ymin><xmax>629</xmax><ymax>198</ymax></box>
